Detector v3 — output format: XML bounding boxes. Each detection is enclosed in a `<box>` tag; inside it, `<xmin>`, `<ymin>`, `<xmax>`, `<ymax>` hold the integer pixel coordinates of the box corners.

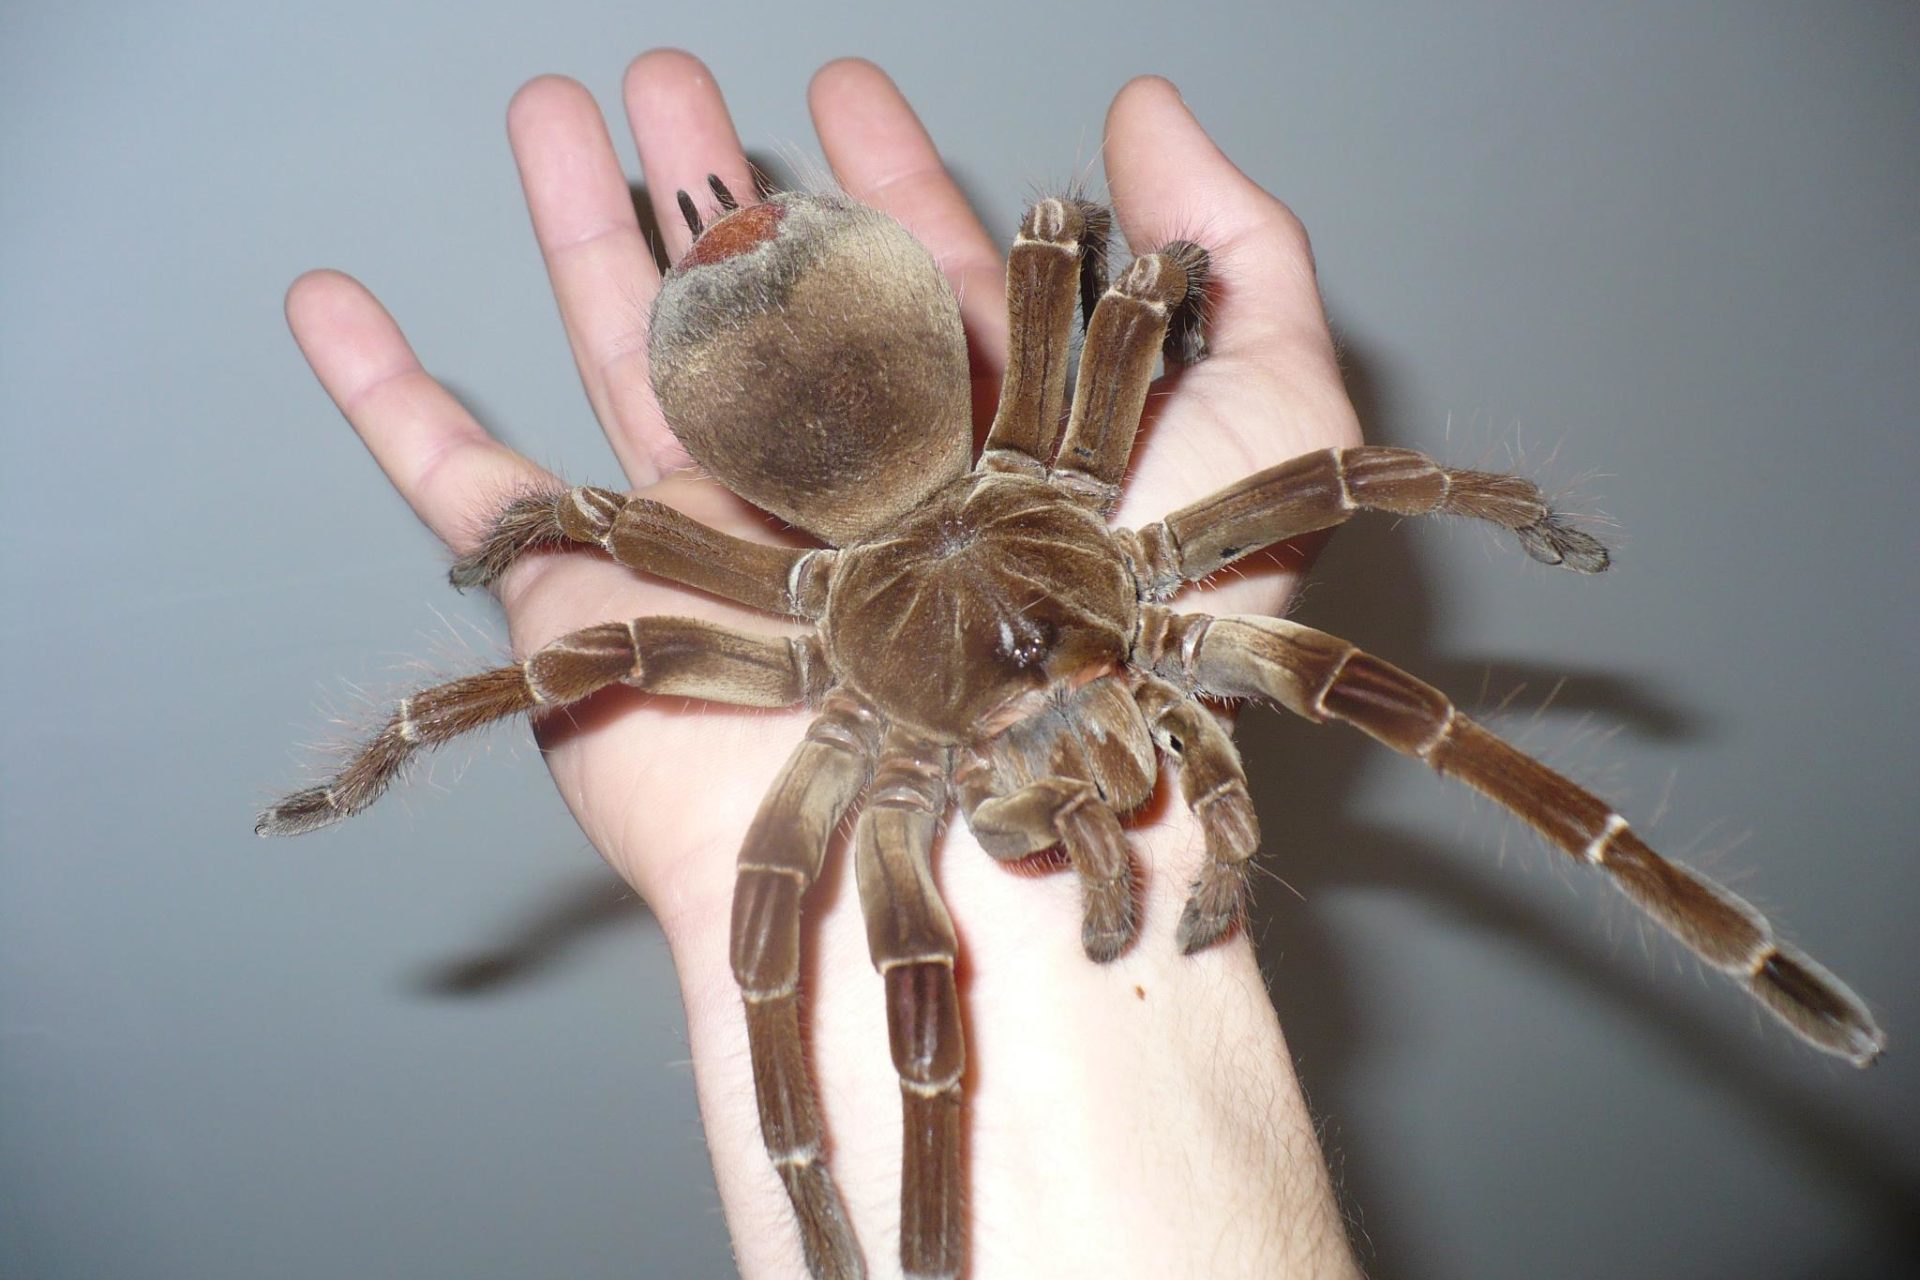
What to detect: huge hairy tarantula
<box><xmin>261</xmin><ymin>172</ymin><xmax>1883</xmax><ymax>1278</ymax></box>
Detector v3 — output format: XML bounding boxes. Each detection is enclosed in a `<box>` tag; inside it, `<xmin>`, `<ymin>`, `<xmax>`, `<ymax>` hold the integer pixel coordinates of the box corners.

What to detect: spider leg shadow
<box><xmin>414</xmin><ymin>865</ymin><xmax>654</xmax><ymax>995</ymax></box>
<box><xmin>1243</xmin><ymin>333</ymin><xmax>1919</xmax><ymax>1275</ymax></box>
<box><xmin>413</xmin><ymin>684</ymin><xmax>808</xmax><ymax>996</ymax></box>
<box><xmin>1246</xmin><ymin>747</ymin><xmax>1920</xmax><ymax>1274</ymax></box>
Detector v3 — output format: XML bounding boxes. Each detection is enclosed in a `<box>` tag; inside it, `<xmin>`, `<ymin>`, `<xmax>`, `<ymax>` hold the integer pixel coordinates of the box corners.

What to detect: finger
<box><xmin>507</xmin><ymin>75</ymin><xmax>668</xmax><ymax>486</ymax></box>
<box><xmin>285</xmin><ymin>269</ymin><xmax>553</xmax><ymax>553</ymax></box>
<box><xmin>808</xmin><ymin>58</ymin><xmax>1008</xmax><ymax>368</ymax></box>
<box><xmin>1104</xmin><ymin>76</ymin><xmax>1336</xmax><ymax>368</ymax></box>
<box><xmin>623</xmin><ymin>49</ymin><xmax>758</xmax><ymax>269</ymax></box>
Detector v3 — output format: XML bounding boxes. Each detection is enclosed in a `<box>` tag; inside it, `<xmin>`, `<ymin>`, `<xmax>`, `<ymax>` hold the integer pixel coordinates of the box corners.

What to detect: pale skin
<box><xmin>287</xmin><ymin>50</ymin><xmax>1364</xmax><ymax>1280</ymax></box>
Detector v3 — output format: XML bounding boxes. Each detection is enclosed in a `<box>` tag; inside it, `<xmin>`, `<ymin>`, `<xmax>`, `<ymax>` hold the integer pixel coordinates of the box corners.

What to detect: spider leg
<box><xmin>1050</xmin><ymin>240</ymin><xmax>1211</xmax><ymax>513</ymax></box>
<box><xmin>256</xmin><ymin>618</ymin><xmax>828</xmax><ymax>835</ymax></box>
<box><xmin>959</xmin><ymin>770</ymin><xmax>1135</xmax><ymax>961</ymax></box>
<box><xmin>1134</xmin><ymin>676</ymin><xmax>1262</xmax><ymax>953</ymax></box>
<box><xmin>1063</xmin><ymin>675</ymin><xmax>1159</xmax><ymax>812</ymax></box>
<box><xmin>854</xmin><ymin>728</ymin><xmax>965</xmax><ymax>1280</ymax></box>
<box><xmin>1123</xmin><ymin>446</ymin><xmax>1609</xmax><ymax>599</ymax></box>
<box><xmin>1136</xmin><ymin>607</ymin><xmax>1885</xmax><ymax>1065</ymax></box>
<box><xmin>448</xmin><ymin>486</ymin><xmax>834</xmax><ymax>617</ymax></box>
<box><xmin>956</xmin><ymin>687</ymin><xmax>1147</xmax><ymax>961</ymax></box>
<box><xmin>731</xmin><ymin>691</ymin><xmax>885</xmax><ymax>1280</ymax></box>
<box><xmin>978</xmin><ymin>197</ymin><xmax>1110</xmax><ymax>478</ymax></box>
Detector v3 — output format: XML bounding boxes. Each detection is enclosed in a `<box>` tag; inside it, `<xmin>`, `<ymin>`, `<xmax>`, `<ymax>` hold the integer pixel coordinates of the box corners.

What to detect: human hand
<box><xmin>284</xmin><ymin>49</ymin><xmax>1360</xmax><ymax>1280</ymax></box>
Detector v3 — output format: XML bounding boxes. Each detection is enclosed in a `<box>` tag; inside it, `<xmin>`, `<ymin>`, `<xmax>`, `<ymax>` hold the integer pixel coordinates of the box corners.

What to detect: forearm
<box><xmin>654</xmin><ymin>819</ymin><xmax>1361</xmax><ymax>1279</ymax></box>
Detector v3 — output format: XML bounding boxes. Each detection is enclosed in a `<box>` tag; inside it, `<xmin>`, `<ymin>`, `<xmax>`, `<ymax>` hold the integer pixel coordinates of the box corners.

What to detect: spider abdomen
<box><xmin>649</xmin><ymin>193</ymin><xmax>973</xmax><ymax>548</ymax></box>
<box><xmin>821</xmin><ymin>473</ymin><xmax>1137</xmax><ymax>743</ymax></box>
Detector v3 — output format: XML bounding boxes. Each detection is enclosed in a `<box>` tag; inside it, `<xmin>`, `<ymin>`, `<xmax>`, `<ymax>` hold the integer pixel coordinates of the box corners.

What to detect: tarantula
<box><xmin>260</xmin><ymin>178</ymin><xmax>1883</xmax><ymax>1280</ymax></box>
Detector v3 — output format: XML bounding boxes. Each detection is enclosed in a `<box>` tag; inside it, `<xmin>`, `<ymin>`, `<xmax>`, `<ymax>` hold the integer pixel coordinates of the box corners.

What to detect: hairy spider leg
<box><xmin>1138</xmin><ymin>607</ymin><xmax>1886</xmax><ymax>1065</ymax></box>
<box><xmin>1133</xmin><ymin>676</ymin><xmax>1263</xmax><ymax>953</ymax></box>
<box><xmin>256</xmin><ymin>618</ymin><xmax>826</xmax><ymax>837</ymax></box>
<box><xmin>448</xmin><ymin>485</ymin><xmax>835</xmax><ymax>618</ymax></box>
<box><xmin>1124</xmin><ymin>445</ymin><xmax>1609</xmax><ymax>600</ymax></box>
<box><xmin>1049</xmin><ymin>240</ymin><xmax>1210</xmax><ymax>514</ymax></box>
<box><xmin>730</xmin><ymin>691</ymin><xmax>884</xmax><ymax>1280</ymax></box>
<box><xmin>1059</xmin><ymin>676</ymin><xmax>1161</xmax><ymax>814</ymax></box>
<box><xmin>958</xmin><ymin>765</ymin><xmax>1135</xmax><ymax>960</ymax></box>
<box><xmin>853</xmin><ymin>728</ymin><xmax>965</xmax><ymax>1280</ymax></box>
<box><xmin>972</xmin><ymin>194</ymin><xmax>1209</xmax><ymax>512</ymax></box>
<box><xmin>956</xmin><ymin>682</ymin><xmax>1150</xmax><ymax>962</ymax></box>
<box><xmin>979</xmin><ymin>197</ymin><xmax>1110</xmax><ymax>478</ymax></box>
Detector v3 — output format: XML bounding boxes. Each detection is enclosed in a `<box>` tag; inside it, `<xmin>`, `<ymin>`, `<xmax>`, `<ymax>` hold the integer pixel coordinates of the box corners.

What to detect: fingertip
<box><xmin>1105</xmin><ymin>76</ymin><xmax>1207</xmax><ymax>185</ymax></box>
<box><xmin>284</xmin><ymin>268</ymin><xmax>377</xmax><ymax>340</ymax></box>
<box><xmin>807</xmin><ymin>57</ymin><xmax>930</xmax><ymax>193</ymax></box>
<box><xmin>1107</xmin><ymin>75</ymin><xmax>1304</xmax><ymax>240</ymax></box>
<box><xmin>507</xmin><ymin>74</ymin><xmax>593</xmax><ymax>137</ymax></box>
<box><xmin>285</xmin><ymin>266</ymin><xmax>349</xmax><ymax>314</ymax></box>
<box><xmin>808</xmin><ymin>56</ymin><xmax>894</xmax><ymax>114</ymax></box>
<box><xmin>1104</xmin><ymin>76</ymin><xmax>1243</xmax><ymax>229</ymax></box>
<box><xmin>805</xmin><ymin>58</ymin><xmax>924</xmax><ymax>177</ymax></box>
<box><xmin>283</xmin><ymin>271</ymin><xmax>425</xmax><ymax>420</ymax></box>
<box><xmin>506</xmin><ymin>72</ymin><xmax>636</xmax><ymax>253</ymax></box>
<box><xmin>1106</xmin><ymin>74</ymin><xmax>1186</xmax><ymax>129</ymax></box>
<box><xmin>510</xmin><ymin>73</ymin><xmax>591</xmax><ymax>123</ymax></box>
<box><xmin>805</xmin><ymin>56</ymin><xmax>999</xmax><ymax>271</ymax></box>
<box><xmin>623</xmin><ymin>47</ymin><xmax>718</xmax><ymax>110</ymax></box>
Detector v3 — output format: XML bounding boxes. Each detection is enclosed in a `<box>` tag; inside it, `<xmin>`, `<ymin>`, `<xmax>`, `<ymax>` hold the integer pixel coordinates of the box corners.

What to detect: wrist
<box><xmin>649</xmin><ymin>816</ymin><xmax>1359</xmax><ymax>1279</ymax></box>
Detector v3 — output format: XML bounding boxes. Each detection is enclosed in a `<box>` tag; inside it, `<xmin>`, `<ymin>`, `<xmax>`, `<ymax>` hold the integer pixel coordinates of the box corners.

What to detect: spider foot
<box><xmin>1081</xmin><ymin>877</ymin><xmax>1139</xmax><ymax>963</ymax></box>
<box><xmin>1748</xmin><ymin>942</ymin><xmax>1886</xmax><ymax>1067</ymax></box>
<box><xmin>1177</xmin><ymin>859</ymin><xmax>1250</xmax><ymax>955</ymax></box>
<box><xmin>254</xmin><ymin>786</ymin><xmax>341</xmax><ymax>837</ymax></box>
<box><xmin>448</xmin><ymin>489</ymin><xmax>572</xmax><ymax>590</ymax></box>
<box><xmin>449</xmin><ymin>486</ymin><xmax>626</xmax><ymax>591</ymax></box>
<box><xmin>1158</xmin><ymin>238</ymin><xmax>1213</xmax><ymax>366</ymax></box>
<box><xmin>1178</xmin><ymin>783</ymin><xmax>1258</xmax><ymax>953</ymax></box>
<box><xmin>777</xmin><ymin>1159</ymin><xmax>866</xmax><ymax>1280</ymax></box>
<box><xmin>1515</xmin><ymin>513</ymin><xmax>1611</xmax><ymax>574</ymax></box>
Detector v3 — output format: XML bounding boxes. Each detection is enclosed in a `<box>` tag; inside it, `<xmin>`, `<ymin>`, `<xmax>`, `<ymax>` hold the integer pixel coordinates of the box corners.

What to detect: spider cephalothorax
<box><xmin>260</xmin><ymin>181</ymin><xmax>1883</xmax><ymax>1280</ymax></box>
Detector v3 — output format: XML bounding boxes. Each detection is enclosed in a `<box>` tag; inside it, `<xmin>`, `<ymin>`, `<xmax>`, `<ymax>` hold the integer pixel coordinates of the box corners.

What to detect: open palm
<box><xmin>286</xmin><ymin>51</ymin><xmax>1361</xmax><ymax>1280</ymax></box>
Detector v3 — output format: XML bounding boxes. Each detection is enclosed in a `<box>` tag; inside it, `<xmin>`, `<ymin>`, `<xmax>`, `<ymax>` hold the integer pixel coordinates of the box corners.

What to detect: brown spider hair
<box><xmin>650</xmin><ymin>192</ymin><xmax>972</xmax><ymax>544</ymax></box>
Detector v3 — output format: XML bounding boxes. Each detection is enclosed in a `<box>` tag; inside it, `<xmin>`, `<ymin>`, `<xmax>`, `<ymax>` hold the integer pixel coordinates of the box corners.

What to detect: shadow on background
<box><xmin>1245</xmin><ymin>332</ymin><xmax>1920</xmax><ymax>1276</ymax></box>
<box><xmin>415</xmin><ymin>867</ymin><xmax>652</xmax><ymax>995</ymax></box>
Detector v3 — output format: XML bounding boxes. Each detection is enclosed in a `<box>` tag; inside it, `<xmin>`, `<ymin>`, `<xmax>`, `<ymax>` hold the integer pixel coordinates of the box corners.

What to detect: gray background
<box><xmin>3</xmin><ymin>3</ymin><xmax>1916</xmax><ymax>1277</ymax></box>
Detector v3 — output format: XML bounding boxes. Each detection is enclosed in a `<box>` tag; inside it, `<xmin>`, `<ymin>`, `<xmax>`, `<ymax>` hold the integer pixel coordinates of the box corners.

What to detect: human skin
<box><xmin>284</xmin><ymin>49</ymin><xmax>1365</xmax><ymax>1280</ymax></box>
